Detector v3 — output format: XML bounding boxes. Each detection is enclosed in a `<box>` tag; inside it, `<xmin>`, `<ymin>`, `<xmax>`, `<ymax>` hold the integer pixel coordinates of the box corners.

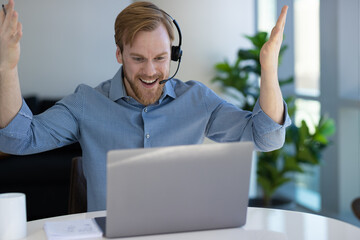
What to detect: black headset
<box><xmin>158</xmin><ymin>10</ymin><xmax>183</xmax><ymax>84</ymax></box>
<box><xmin>140</xmin><ymin>5</ymin><xmax>182</xmax><ymax>84</ymax></box>
<box><xmin>167</xmin><ymin>16</ymin><xmax>183</xmax><ymax>62</ymax></box>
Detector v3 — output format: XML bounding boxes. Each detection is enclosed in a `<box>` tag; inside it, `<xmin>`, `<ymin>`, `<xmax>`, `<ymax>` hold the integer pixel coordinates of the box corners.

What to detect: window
<box><xmin>294</xmin><ymin>99</ymin><xmax>321</xmax><ymax>212</ymax></box>
<box><xmin>294</xmin><ymin>0</ymin><xmax>321</xmax><ymax>212</ymax></box>
<box><xmin>259</xmin><ymin>0</ymin><xmax>360</xmax><ymax>225</ymax></box>
<box><xmin>257</xmin><ymin>0</ymin><xmax>322</xmax><ymax>212</ymax></box>
<box><xmin>294</xmin><ymin>0</ymin><xmax>320</xmax><ymax>96</ymax></box>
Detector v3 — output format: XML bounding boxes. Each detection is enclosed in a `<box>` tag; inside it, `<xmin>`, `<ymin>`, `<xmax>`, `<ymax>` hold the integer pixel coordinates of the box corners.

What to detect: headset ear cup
<box><xmin>171</xmin><ymin>46</ymin><xmax>182</xmax><ymax>61</ymax></box>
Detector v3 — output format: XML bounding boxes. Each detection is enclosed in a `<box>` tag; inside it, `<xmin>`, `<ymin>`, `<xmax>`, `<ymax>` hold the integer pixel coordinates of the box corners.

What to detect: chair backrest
<box><xmin>68</xmin><ymin>157</ymin><xmax>87</xmax><ymax>214</ymax></box>
<box><xmin>351</xmin><ymin>197</ymin><xmax>360</xmax><ymax>220</ymax></box>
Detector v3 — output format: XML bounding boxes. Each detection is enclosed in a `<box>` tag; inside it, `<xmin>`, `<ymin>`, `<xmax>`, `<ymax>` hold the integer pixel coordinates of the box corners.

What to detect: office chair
<box><xmin>68</xmin><ymin>157</ymin><xmax>87</xmax><ymax>214</ymax></box>
<box><xmin>351</xmin><ymin>197</ymin><xmax>360</xmax><ymax>220</ymax></box>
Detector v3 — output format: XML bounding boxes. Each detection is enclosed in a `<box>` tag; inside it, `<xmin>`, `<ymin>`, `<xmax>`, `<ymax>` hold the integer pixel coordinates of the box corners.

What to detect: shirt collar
<box><xmin>109</xmin><ymin>67</ymin><xmax>177</xmax><ymax>102</ymax></box>
<box><xmin>160</xmin><ymin>79</ymin><xmax>177</xmax><ymax>101</ymax></box>
<box><xmin>109</xmin><ymin>67</ymin><xmax>127</xmax><ymax>101</ymax></box>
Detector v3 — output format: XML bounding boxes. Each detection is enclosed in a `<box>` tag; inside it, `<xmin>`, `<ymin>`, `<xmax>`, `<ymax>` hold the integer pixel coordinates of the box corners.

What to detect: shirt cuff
<box><xmin>0</xmin><ymin>99</ymin><xmax>33</xmax><ymax>139</ymax></box>
<box><xmin>251</xmin><ymin>99</ymin><xmax>292</xmax><ymax>136</ymax></box>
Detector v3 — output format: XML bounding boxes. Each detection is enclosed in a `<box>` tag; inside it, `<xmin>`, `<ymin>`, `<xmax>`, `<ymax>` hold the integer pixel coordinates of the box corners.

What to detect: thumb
<box><xmin>12</xmin><ymin>21</ymin><xmax>22</xmax><ymax>43</ymax></box>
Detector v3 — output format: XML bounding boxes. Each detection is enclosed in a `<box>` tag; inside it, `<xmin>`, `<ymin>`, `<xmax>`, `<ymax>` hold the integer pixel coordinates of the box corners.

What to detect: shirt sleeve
<box><xmin>205</xmin><ymin>97</ymin><xmax>291</xmax><ymax>152</ymax></box>
<box><xmin>0</xmin><ymin>86</ymin><xmax>84</xmax><ymax>155</ymax></box>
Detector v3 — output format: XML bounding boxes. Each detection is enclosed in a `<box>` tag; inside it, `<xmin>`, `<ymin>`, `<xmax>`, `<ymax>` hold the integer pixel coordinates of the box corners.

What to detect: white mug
<box><xmin>0</xmin><ymin>193</ymin><xmax>27</xmax><ymax>240</ymax></box>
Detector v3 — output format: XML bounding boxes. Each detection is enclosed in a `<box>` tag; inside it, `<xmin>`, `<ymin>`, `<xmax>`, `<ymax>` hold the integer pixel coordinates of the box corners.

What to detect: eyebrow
<box><xmin>129</xmin><ymin>52</ymin><xmax>168</xmax><ymax>58</ymax></box>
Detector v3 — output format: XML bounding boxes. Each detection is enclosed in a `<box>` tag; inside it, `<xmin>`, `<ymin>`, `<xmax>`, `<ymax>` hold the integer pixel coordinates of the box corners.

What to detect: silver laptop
<box><xmin>95</xmin><ymin>141</ymin><xmax>254</xmax><ymax>238</ymax></box>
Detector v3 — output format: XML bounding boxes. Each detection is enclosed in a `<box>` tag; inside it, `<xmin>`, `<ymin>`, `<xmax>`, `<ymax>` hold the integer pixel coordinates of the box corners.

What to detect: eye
<box><xmin>156</xmin><ymin>57</ymin><xmax>164</xmax><ymax>61</ymax></box>
<box><xmin>132</xmin><ymin>57</ymin><xmax>144</xmax><ymax>62</ymax></box>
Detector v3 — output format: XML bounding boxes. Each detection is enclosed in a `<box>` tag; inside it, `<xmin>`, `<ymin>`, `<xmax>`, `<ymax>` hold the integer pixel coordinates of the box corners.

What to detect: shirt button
<box><xmin>144</xmin><ymin>108</ymin><xmax>148</xmax><ymax>113</ymax></box>
<box><xmin>146</xmin><ymin>134</ymin><xmax>150</xmax><ymax>139</ymax></box>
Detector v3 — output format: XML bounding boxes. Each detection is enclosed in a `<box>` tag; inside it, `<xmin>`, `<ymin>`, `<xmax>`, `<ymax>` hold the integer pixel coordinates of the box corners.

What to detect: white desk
<box><xmin>26</xmin><ymin>207</ymin><xmax>360</xmax><ymax>240</ymax></box>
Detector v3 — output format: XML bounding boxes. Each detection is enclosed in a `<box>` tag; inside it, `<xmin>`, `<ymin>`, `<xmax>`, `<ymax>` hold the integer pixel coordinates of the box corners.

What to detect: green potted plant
<box><xmin>256</xmin><ymin>115</ymin><xmax>335</xmax><ymax>207</ymax></box>
<box><xmin>212</xmin><ymin>32</ymin><xmax>336</xmax><ymax>208</ymax></box>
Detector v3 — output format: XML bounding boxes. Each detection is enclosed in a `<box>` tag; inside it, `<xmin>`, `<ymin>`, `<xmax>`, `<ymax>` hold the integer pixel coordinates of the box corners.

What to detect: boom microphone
<box><xmin>159</xmin><ymin>58</ymin><xmax>182</xmax><ymax>84</ymax></box>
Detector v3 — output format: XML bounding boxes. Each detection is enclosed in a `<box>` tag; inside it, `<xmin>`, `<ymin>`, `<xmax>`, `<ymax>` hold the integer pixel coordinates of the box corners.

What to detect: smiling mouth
<box><xmin>140</xmin><ymin>78</ymin><xmax>158</xmax><ymax>85</ymax></box>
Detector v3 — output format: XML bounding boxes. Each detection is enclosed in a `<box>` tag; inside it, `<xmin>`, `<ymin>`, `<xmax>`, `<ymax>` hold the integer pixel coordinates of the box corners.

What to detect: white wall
<box><xmin>320</xmin><ymin>0</ymin><xmax>360</xmax><ymax>224</ymax></box>
<box><xmin>16</xmin><ymin>0</ymin><xmax>131</xmax><ymax>98</ymax></box>
<box><xmin>16</xmin><ymin>0</ymin><xmax>254</xmax><ymax>98</ymax></box>
<box><xmin>138</xmin><ymin>0</ymin><xmax>255</xmax><ymax>93</ymax></box>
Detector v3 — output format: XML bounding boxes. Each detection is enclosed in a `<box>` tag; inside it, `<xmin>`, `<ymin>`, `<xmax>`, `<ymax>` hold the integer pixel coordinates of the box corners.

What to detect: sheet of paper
<box><xmin>43</xmin><ymin>218</ymin><xmax>103</xmax><ymax>240</ymax></box>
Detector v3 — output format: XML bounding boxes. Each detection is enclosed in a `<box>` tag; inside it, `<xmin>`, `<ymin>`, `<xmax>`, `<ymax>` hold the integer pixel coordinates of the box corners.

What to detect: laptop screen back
<box><xmin>104</xmin><ymin>142</ymin><xmax>254</xmax><ymax>238</ymax></box>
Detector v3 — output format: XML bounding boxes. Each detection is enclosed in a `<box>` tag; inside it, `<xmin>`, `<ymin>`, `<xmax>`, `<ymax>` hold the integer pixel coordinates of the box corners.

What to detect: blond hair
<box><xmin>114</xmin><ymin>1</ymin><xmax>175</xmax><ymax>52</ymax></box>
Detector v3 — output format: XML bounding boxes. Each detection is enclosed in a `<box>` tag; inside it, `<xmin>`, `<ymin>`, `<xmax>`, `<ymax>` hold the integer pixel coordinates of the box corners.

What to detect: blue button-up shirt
<box><xmin>0</xmin><ymin>68</ymin><xmax>291</xmax><ymax>211</ymax></box>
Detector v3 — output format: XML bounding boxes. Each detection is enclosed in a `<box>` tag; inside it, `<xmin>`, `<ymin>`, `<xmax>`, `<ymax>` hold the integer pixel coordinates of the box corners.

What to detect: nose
<box><xmin>143</xmin><ymin>60</ymin><xmax>157</xmax><ymax>77</ymax></box>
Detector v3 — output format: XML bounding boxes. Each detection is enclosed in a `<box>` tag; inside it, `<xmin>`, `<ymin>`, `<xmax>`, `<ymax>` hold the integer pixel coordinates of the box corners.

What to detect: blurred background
<box><xmin>4</xmin><ymin>0</ymin><xmax>360</xmax><ymax>226</ymax></box>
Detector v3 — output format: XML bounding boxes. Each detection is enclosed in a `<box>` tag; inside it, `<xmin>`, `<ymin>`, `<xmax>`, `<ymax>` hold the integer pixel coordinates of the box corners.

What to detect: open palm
<box><xmin>260</xmin><ymin>6</ymin><xmax>288</xmax><ymax>72</ymax></box>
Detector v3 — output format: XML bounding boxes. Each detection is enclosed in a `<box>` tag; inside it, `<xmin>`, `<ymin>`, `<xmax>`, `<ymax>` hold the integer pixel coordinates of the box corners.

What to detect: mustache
<box><xmin>137</xmin><ymin>73</ymin><xmax>164</xmax><ymax>80</ymax></box>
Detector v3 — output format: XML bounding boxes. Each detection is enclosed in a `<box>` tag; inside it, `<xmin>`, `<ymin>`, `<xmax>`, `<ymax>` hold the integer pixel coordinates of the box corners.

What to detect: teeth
<box><xmin>140</xmin><ymin>78</ymin><xmax>157</xmax><ymax>84</ymax></box>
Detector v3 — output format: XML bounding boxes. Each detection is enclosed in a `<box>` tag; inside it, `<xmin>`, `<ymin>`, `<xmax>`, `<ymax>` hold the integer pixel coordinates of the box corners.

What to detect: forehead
<box><xmin>124</xmin><ymin>24</ymin><xmax>171</xmax><ymax>55</ymax></box>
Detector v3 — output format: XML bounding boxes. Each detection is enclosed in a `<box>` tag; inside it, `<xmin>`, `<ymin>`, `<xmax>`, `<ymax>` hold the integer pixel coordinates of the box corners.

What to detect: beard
<box><xmin>122</xmin><ymin>64</ymin><xmax>166</xmax><ymax>106</ymax></box>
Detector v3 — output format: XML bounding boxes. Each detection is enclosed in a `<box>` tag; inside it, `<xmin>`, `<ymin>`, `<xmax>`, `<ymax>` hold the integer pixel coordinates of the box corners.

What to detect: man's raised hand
<box><xmin>0</xmin><ymin>0</ymin><xmax>22</xmax><ymax>72</ymax></box>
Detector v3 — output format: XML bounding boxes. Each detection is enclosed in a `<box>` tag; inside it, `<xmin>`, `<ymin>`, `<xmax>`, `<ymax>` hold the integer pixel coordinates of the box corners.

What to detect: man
<box><xmin>0</xmin><ymin>1</ymin><xmax>291</xmax><ymax>211</ymax></box>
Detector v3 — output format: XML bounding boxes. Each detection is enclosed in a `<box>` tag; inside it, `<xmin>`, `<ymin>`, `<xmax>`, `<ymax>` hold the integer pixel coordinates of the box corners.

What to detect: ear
<box><xmin>116</xmin><ymin>46</ymin><xmax>123</xmax><ymax>64</ymax></box>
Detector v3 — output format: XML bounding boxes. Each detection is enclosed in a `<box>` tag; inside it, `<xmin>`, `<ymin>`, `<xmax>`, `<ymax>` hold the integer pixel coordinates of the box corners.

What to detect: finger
<box><xmin>2</xmin><ymin>0</ymin><xmax>15</xmax><ymax>29</ymax></box>
<box><xmin>4</xmin><ymin>10</ymin><xmax>19</xmax><ymax>38</ymax></box>
<box><xmin>268</xmin><ymin>6</ymin><xmax>288</xmax><ymax>43</ymax></box>
<box><xmin>8</xmin><ymin>0</ymin><xmax>15</xmax><ymax>12</ymax></box>
<box><xmin>276</xmin><ymin>5</ymin><xmax>288</xmax><ymax>30</ymax></box>
<box><xmin>0</xmin><ymin>2</ymin><xmax>9</xmax><ymax>26</ymax></box>
<box><xmin>12</xmin><ymin>21</ymin><xmax>22</xmax><ymax>43</ymax></box>
<box><xmin>0</xmin><ymin>5</ymin><xmax>5</xmax><ymax>23</ymax></box>
<box><xmin>5</xmin><ymin>0</ymin><xmax>15</xmax><ymax>17</ymax></box>
<box><xmin>266</xmin><ymin>27</ymin><xmax>284</xmax><ymax>52</ymax></box>
<box><xmin>269</xmin><ymin>23</ymin><xmax>282</xmax><ymax>39</ymax></box>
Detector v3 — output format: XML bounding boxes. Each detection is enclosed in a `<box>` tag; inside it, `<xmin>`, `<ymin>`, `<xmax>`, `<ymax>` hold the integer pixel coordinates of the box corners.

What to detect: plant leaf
<box><xmin>238</xmin><ymin>49</ymin><xmax>258</xmax><ymax>61</ymax></box>
<box><xmin>214</xmin><ymin>62</ymin><xmax>231</xmax><ymax>73</ymax></box>
<box><xmin>313</xmin><ymin>133</ymin><xmax>328</xmax><ymax>144</ymax></box>
<box><xmin>245</xmin><ymin>32</ymin><xmax>268</xmax><ymax>49</ymax></box>
<box><xmin>297</xmin><ymin>147</ymin><xmax>319</xmax><ymax>165</ymax></box>
<box><xmin>283</xmin><ymin>156</ymin><xmax>304</xmax><ymax>173</ymax></box>
<box><xmin>279</xmin><ymin>76</ymin><xmax>294</xmax><ymax>87</ymax></box>
<box><xmin>318</xmin><ymin>118</ymin><xmax>336</xmax><ymax>136</ymax></box>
